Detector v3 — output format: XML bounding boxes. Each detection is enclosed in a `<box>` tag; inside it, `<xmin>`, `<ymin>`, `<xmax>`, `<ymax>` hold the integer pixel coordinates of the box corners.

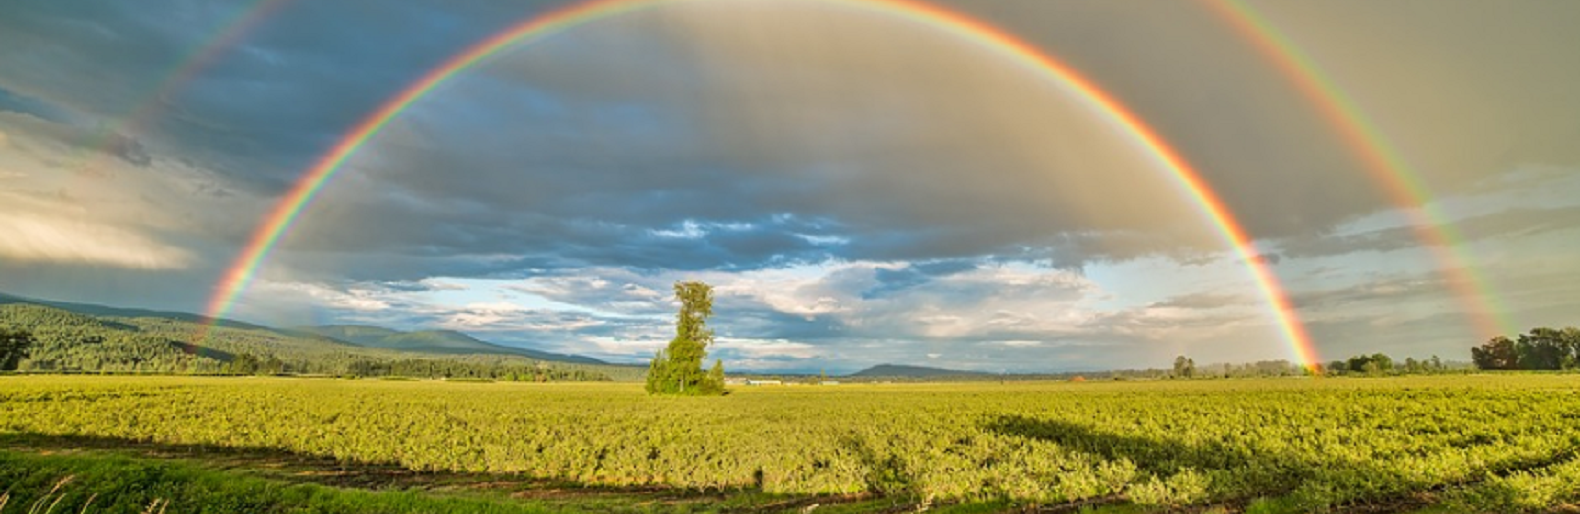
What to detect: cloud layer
<box><xmin>1</xmin><ymin>0</ymin><xmax>1577</xmax><ymax>371</ymax></box>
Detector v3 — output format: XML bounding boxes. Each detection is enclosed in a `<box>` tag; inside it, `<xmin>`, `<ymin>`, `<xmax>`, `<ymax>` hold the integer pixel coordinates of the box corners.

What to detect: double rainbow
<box><xmin>201</xmin><ymin>0</ymin><xmax>1323</xmax><ymax>366</ymax></box>
<box><xmin>71</xmin><ymin>0</ymin><xmax>293</xmax><ymax>176</ymax></box>
<box><xmin>1205</xmin><ymin>0</ymin><xmax>1511</xmax><ymax>340</ymax></box>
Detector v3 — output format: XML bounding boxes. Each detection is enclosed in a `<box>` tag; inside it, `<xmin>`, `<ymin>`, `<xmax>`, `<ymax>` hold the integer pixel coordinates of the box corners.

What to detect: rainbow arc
<box><xmin>1204</xmin><ymin>0</ymin><xmax>1511</xmax><ymax>340</ymax></box>
<box><xmin>201</xmin><ymin>0</ymin><xmax>1321</xmax><ymax>368</ymax></box>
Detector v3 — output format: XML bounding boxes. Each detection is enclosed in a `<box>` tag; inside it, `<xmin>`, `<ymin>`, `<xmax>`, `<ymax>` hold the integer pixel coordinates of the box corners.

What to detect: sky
<box><xmin>0</xmin><ymin>0</ymin><xmax>1576</xmax><ymax>373</ymax></box>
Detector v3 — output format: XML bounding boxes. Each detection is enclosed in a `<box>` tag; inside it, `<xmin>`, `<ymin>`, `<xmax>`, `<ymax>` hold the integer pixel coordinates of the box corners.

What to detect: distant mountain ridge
<box><xmin>0</xmin><ymin>292</ymin><xmax>265</xmax><ymax>330</ymax></box>
<box><xmin>290</xmin><ymin>325</ymin><xmax>606</xmax><ymax>364</ymax></box>
<box><xmin>0</xmin><ymin>291</ymin><xmax>607</xmax><ymax>366</ymax></box>
<box><xmin>847</xmin><ymin>363</ymin><xmax>990</xmax><ymax>378</ymax></box>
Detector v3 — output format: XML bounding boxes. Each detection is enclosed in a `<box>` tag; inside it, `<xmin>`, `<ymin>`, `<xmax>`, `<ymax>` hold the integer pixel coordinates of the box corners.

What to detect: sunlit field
<box><xmin>4</xmin><ymin>375</ymin><xmax>1580</xmax><ymax>512</ymax></box>
<box><xmin>3</xmin><ymin>0</ymin><xmax>1578</xmax><ymax>512</ymax></box>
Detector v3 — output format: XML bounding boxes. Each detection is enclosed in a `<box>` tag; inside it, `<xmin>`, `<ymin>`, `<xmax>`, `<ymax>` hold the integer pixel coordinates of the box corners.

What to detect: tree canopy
<box><xmin>0</xmin><ymin>303</ymin><xmax>624</xmax><ymax>380</ymax></box>
<box><xmin>0</xmin><ymin>328</ymin><xmax>35</xmax><ymax>370</ymax></box>
<box><xmin>1472</xmin><ymin>327</ymin><xmax>1580</xmax><ymax>371</ymax></box>
<box><xmin>646</xmin><ymin>281</ymin><xmax>725</xmax><ymax>395</ymax></box>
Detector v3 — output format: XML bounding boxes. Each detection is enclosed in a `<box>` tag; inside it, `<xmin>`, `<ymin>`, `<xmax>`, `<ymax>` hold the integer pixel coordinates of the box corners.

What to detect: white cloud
<box><xmin>715</xmin><ymin>337</ymin><xmax>820</xmax><ymax>359</ymax></box>
<box><xmin>583</xmin><ymin>336</ymin><xmax>667</xmax><ymax>357</ymax></box>
<box><xmin>0</xmin><ymin>198</ymin><xmax>191</xmax><ymax>269</ymax></box>
<box><xmin>0</xmin><ymin>112</ymin><xmax>265</xmax><ymax>271</ymax></box>
<box><xmin>251</xmin><ymin>281</ymin><xmax>392</xmax><ymax>312</ymax></box>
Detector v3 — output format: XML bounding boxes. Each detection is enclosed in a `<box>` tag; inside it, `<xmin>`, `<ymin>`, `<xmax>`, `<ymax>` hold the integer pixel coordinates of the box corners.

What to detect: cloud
<box><xmin>1148</xmin><ymin>292</ymin><xmax>1251</xmax><ymax>310</ymax></box>
<box><xmin>8</xmin><ymin>0</ymin><xmax>1574</xmax><ymax>282</ymax></box>
<box><xmin>0</xmin><ymin>0</ymin><xmax>1577</xmax><ymax>372</ymax></box>
<box><xmin>0</xmin><ymin>208</ymin><xmax>191</xmax><ymax>269</ymax></box>
<box><xmin>267</xmin><ymin>0</ymin><xmax>1228</xmax><ymax>277</ymax></box>
<box><xmin>1276</xmin><ymin>205</ymin><xmax>1580</xmax><ymax>260</ymax></box>
<box><xmin>1287</xmin><ymin>274</ymin><xmax>1453</xmax><ymax>311</ymax></box>
<box><xmin>714</xmin><ymin>338</ymin><xmax>820</xmax><ymax>360</ymax></box>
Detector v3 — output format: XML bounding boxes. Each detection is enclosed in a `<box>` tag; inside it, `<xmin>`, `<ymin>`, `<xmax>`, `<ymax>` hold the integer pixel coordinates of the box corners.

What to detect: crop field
<box><xmin>3</xmin><ymin>375</ymin><xmax>1580</xmax><ymax>513</ymax></box>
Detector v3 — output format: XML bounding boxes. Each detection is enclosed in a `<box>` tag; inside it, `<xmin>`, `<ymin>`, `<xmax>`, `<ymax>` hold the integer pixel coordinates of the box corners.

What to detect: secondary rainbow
<box><xmin>74</xmin><ymin>0</ymin><xmax>293</xmax><ymax>176</ymax></box>
<box><xmin>203</xmin><ymin>0</ymin><xmax>1321</xmax><ymax>367</ymax></box>
<box><xmin>1204</xmin><ymin>0</ymin><xmax>1513</xmax><ymax>340</ymax></box>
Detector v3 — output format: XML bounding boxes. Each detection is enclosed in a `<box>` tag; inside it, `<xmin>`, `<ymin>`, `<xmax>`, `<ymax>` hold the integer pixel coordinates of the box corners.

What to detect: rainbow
<box><xmin>73</xmin><ymin>0</ymin><xmax>294</xmax><ymax>176</ymax></box>
<box><xmin>203</xmin><ymin>0</ymin><xmax>1321</xmax><ymax>367</ymax></box>
<box><xmin>1204</xmin><ymin>0</ymin><xmax>1513</xmax><ymax>340</ymax></box>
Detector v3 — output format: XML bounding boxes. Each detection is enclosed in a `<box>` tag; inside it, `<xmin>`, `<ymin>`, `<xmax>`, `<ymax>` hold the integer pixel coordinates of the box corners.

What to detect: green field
<box><xmin>3</xmin><ymin>375</ymin><xmax>1579</xmax><ymax>513</ymax></box>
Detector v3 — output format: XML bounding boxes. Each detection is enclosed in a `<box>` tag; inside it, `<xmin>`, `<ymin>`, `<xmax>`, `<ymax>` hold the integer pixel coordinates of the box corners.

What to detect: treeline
<box><xmin>1165</xmin><ymin>357</ymin><xmax>1315</xmax><ymax>378</ymax></box>
<box><xmin>340</xmin><ymin>357</ymin><xmax>607</xmax><ymax>381</ymax></box>
<box><xmin>1165</xmin><ymin>355</ymin><xmax>1465</xmax><ymax>379</ymax></box>
<box><xmin>1323</xmin><ymin>353</ymin><xmax>1458</xmax><ymax>376</ymax></box>
<box><xmin>0</xmin><ymin>303</ymin><xmax>625</xmax><ymax>381</ymax></box>
<box><xmin>1470</xmin><ymin>327</ymin><xmax>1580</xmax><ymax>371</ymax></box>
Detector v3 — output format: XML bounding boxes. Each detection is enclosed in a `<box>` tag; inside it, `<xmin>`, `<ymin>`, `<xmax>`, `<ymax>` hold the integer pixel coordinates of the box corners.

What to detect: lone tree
<box><xmin>0</xmin><ymin>328</ymin><xmax>36</xmax><ymax>371</ymax></box>
<box><xmin>646</xmin><ymin>281</ymin><xmax>725</xmax><ymax>395</ymax></box>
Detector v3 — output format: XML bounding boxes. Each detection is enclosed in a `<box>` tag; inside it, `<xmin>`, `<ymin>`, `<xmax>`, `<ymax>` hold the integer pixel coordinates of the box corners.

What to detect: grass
<box><xmin>0</xmin><ymin>451</ymin><xmax>571</xmax><ymax>513</ymax></box>
<box><xmin>0</xmin><ymin>438</ymin><xmax>881</xmax><ymax>513</ymax></box>
<box><xmin>4</xmin><ymin>375</ymin><xmax>1580</xmax><ymax>512</ymax></box>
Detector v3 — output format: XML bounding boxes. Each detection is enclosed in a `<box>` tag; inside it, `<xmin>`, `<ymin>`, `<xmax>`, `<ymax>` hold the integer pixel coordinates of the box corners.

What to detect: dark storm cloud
<box><xmin>1287</xmin><ymin>275</ymin><xmax>1451</xmax><ymax>311</ymax></box>
<box><xmin>273</xmin><ymin>2</ymin><xmax>1226</xmax><ymax>279</ymax></box>
<box><xmin>0</xmin><ymin>0</ymin><xmax>559</xmax><ymax>192</ymax></box>
<box><xmin>1276</xmin><ymin>205</ymin><xmax>1580</xmax><ymax>260</ymax></box>
<box><xmin>9</xmin><ymin>0</ymin><xmax>1574</xmax><ymax>282</ymax></box>
<box><xmin>862</xmin><ymin>259</ymin><xmax>977</xmax><ymax>299</ymax></box>
<box><xmin>2</xmin><ymin>0</ymin><xmax>1577</xmax><ymax>373</ymax></box>
<box><xmin>0</xmin><ymin>87</ymin><xmax>72</xmax><ymax>123</ymax></box>
<box><xmin>965</xmin><ymin>1</ymin><xmax>1580</xmax><ymax>238</ymax></box>
<box><xmin>4</xmin><ymin>0</ymin><xmax>1577</xmax><ymax>276</ymax></box>
<box><xmin>716</xmin><ymin>305</ymin><xmax>849</xmax><ymax>342</ymax></box>
<box><xmin>0</xmin><ymin>261</ymin><xmax>223</xmax><ymax>313</ymax></box>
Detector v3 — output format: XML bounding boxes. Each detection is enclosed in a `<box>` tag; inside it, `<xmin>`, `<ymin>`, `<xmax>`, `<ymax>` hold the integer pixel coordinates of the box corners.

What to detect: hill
<box><xmin>847</xmin><ymin>364</ymin><xmax>992</xmax><ymax>378</ymax></box>
<box><xmin>0</xmin><ymin>292</ymin><xmax>609</xmax><ymax>366</ymax></box>
<box><xmin>0</xmin><ymin>293</ymin><xmax>640</xmax><ymax>381</ymax></box>
<box><xmin>0</xmin><ymin>292</ymin><xmax>265</xmax><ymax>330</ymax></box>
<box><xmin>291</xmin><ymin>325</ymin><xmax>606</xmax><ymax>364</ymax></box>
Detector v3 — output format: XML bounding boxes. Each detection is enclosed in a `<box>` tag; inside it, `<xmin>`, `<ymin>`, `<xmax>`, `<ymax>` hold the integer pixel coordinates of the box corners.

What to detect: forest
<box><xmin>0</xmin><ymin>303</ymin><xmax>636</xmax><ymax>381</ymax></box>
<box><xmin>1470</xmin><ymin>327</ymin><xmax>1580</xmax><ymax>371</ymax></box>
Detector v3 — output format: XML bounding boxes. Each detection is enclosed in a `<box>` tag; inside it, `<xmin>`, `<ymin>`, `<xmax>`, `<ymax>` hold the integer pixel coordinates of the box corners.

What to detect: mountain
<box><xmin>0</xmin><ymin>291</ymin><xmax>610</xmax><ymax>368</ymax></box>
<box><xmin>285</xmin><ymin>325</ymin><xmax>401</xmax><ymax>345</ymax></box>
<box><xmin>0</xmin><ymin>292</ymin><xmax>265</xmax><ymax>330</ymax></box>
<box><xmin>291</xmin><ymin>325</ymin><xmax>606</xmax><ymax>364</ymax></box>
<box><xmin>0</xmin><ymin>298</ymin><xmax>640</xmax><ymax>380</ymax></box>
<box><xmin>847</xmin><ymin>364</ymin><xmax>991</xmax><ymax>378</ymax></box>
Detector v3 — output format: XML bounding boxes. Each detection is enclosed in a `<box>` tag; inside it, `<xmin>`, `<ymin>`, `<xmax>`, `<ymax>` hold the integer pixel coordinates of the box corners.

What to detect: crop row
<box><xmin>2</xmin><ymin>375</ymin><xmax>1578</xmax><ymax>510</ymax></box>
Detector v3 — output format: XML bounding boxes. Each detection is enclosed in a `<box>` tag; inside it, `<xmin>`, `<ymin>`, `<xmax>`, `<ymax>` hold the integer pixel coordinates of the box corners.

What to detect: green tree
<box><xmin>228</xmin><ymin>353</ymin><xmax>261</xmax><ymax>375</ymax></box>
<box><xmin>1346</xmin><ymin>355</ymin><xmax>1372</xmax><ymax>374</ymax></box>
<box><xmin>1171</xmin><ymin>355</ymin><xmax>1196</xmax><ymax>378</ymax></box>
<box><xmin>645</xmin><ymin>281</ymin><xmax>723</xmax><ymax>395</ymax></box>
<box><xmin>1472</xmin><ymin>336</ymin><xmax>1520</xmax><ymax>370</ymax></box>
<box><xmin>1370</xmin><ymin>353</ymin><xmax>1394</xmax><ymax>373</ymax></box>
<box><xmin>0</xmin><ymin>328</ymin><xmax>36</xmax><ymax>370</ymax></box>
<box><xmin>703</xmin><ymin>359</ymin><xmax>726</xmax><ymax>394</ymax></box>
<box><xmin>1562</xmin><ymin>327</ymin><xmax>1580</xmax><ymax>370</ymax></box>
<box><xmin>1516</xmin><ymin>327</ymin><xmax>1567</xmax><ymax>370</ymax></box>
